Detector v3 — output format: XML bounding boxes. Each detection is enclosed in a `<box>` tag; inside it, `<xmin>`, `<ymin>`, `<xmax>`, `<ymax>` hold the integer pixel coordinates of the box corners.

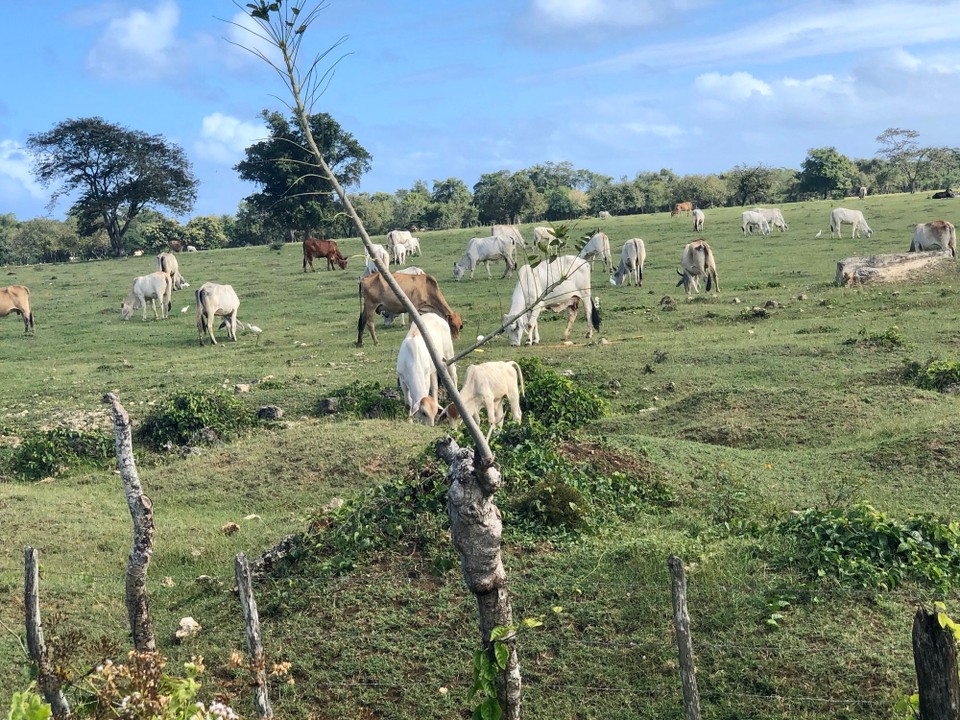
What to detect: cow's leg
<box><xmin>229</xmin><ymin>312</ymin><xmax>238</xmax><ymax>341</ymax></box>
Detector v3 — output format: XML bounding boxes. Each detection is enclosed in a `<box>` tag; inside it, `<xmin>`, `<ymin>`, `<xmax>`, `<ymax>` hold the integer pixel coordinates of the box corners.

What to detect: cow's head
<box><xmin>120</xmin><ymin>300</ymin><xmax>135</xmax><ymax>320</ymax></box>
<box><xmin>447</xmin><ymin>312</ymin><xmax>464</xmax><ymax>339</ymax></box>
<box><xmin>413</xmin><ymin>396</ymin><xmax>439</xmax><ymax>426</ymax></box>
<box><xmin>452</xmin><ymin>262</ymin><xmax>465</xmax><ymax>281</ymax></box>
<box><xmin>503</xmin><ymin>313</ymin><xmax>528</xmax><ymax>346</ymax></box>
<box><xmin>336</xmin><ymin>253</ymin><xmax>348</xmax><ymax>269</ymax></box>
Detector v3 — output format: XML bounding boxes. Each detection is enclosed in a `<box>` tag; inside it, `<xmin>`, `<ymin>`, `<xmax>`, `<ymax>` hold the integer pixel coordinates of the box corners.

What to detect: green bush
<box><xmin>845</xmin><ymin>326</ymin><xmax>908</xmax><ymax>349</ymax></box>
<box><xmin>323</xmin><ymin>381</ymin><xmax>406</xmax><ymax>420</ymax></box>
<box><xmin>516</xmin><ymin>358</ymin><xmax>605</xmax><ymax>433</ymax></box>
<box><xmin>902</xmin><ymin>358</ymin><xmax>960</xmax><ymax>391</ymax></box>
<box><xmin>515</xmin><ymin>481</ymin><xmax>586</xmax><ymax>530</ymax></box>
<box><xmin>777</xmin><ymin>504</ymin><xmax>960</xmax><ymax>591</ymax></box>
<box><xmin>9</xmin><ymin>427</ymin><xmax>113</xmax><ymax>480</ymax></box>
<box><xmin>136</xmin><ymin>388</ymin><xmax>256</xmax><ymax>450</ymax></box>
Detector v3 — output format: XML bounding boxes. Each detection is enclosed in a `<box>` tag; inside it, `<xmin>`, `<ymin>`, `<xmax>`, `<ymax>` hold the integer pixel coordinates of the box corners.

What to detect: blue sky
<box><xmin>1</xmin><ymin>1</ymin><xmax>958</xmax><ymax>222</ymax></box>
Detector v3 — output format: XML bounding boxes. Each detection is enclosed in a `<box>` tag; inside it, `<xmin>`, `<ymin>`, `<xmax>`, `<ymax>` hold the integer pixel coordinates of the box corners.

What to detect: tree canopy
<box><xmin>27</xmin><ymin>117</ymin><xmax>197</xmax><ymax>256</ymax></box>
<box><xmin>796</xmin><ymin>147</ymin><xmax>856</xmax><ymax>200</ymax></box>
<box><xmin>234</xmin><ymin>109</ymin><xmax>371</xmax><ymax>239</ymax></box>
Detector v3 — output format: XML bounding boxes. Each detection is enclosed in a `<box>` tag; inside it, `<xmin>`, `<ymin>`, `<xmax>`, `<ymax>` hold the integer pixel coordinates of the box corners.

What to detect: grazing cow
<box><xmin>910</xmin><ymin>220</ymin><xmax>957</xmax><ymax>258</ymax></box>
<box><xmin>132</xmin><ymin>249</ymin><xmax>144</xmax><ymax>257</ymax></box>
<box><xmin>932</xmin><ymin>190</ymin><xmax>957</xmax><ymax>199</ymax></box>
<box><xmin>406</xmin><ymin>236</ymin><xmax>422</xmax><ymax>256</ymax></box>
<box><xmin>533</xmin><ymin>226</ymin><xmax>559</xmax><ymax>256</ymax></box>
<box><xmin>362</xmin><ymin>243</ymin><xmax>391</xmax><ymax>277</ymax></box>
<box><xmin>357</xmin><ymin>271</ymin><xmax>463</xmax><ymax>347</ymax></box>
<box><xmin>453</xmin><ymin>234</ymin><xmax>517</xmax><ymax>280</ymax></box>
<box><xmin>578</xmin><ymin>231</ymin><xmax>613</xmax><ymax>272</ymax></box>
<box><xmin>441</xmin><ymin>361</ymin><xmax>524</xmax><ymax>434</ymax></box>
<box><xmin>121</xmin><ymin>271</ymin><xmax>172</xmax><ymax>321</ymax></box>
<box><xmin>157</xmin><ymin>252</ymin><xmax>188</xmax><ymax>290</ymax></box>
<box><xmin>741</xmin><ymin>210</ymin><xmax>771</xmax><ymax>236</ymax></box>
<box><xmin>692</xmin><ymin>208</ymin><xmax>705</xmax><ymax>232</ymax></box>
<box><xmin>598</xmin><ymin>210</ymin><xmax>612</xmax><ymax>219</ymax></box>
<box><xmin>752</xmin><ymin>208</ymin><xmax>788</xmax><ymax>232</ymax></box>
<box><xmin>610</xmin><ymin>239</ymin><xmax>645</xmax><ymax>287</ymax></box>
<box><xmin>676</xmin><ymin>239</ymin><xmax>719</xmax><ymax>295</ymax></box>
<box><xmin>196</xmin><ymin>282</ymin><xmax>240</xmax><ymax>346</ymax></box>
<box><xmin>168</xmin><ymin>239</ymin><xmax>184</xmax><ymax>253</ymax></box>
<box><xmin>671</xmin><ymin>201</ymin><xmax>693</xmax><ymax>218</ymax></box>
<box><xmin>186</xmin><ymin>245</ymin><xmax>198</xmax><ymax>252</ymax></box>
<box><xmin>858</xmin><ymin>186</ymin><xmax>867</xmax><ymax>200</ymax></box>
<box><xmin>503</xmin><ymin>255</ymin><xmax>600</xmax><ymax>346</ymax></box>
<box><xmin>491</xmin><ymin>224</ymin><xmax>526</xmax><ymax>248</ymax></box>
<box><xmin>0</xmin><ymin>285</ymin><xmax>34</xmax><ymax>334</ymax></box>
<box><xmin>382</xmin><ymin>267</ymin><xmax>427</xmax><ymax>328</ymax></box>
<box><xmin>303</xmin><ymin>237</ymin><xmax>348</xmax><ymax>272</ymax></box>
<box><xmin>396</xmin><ymin>313</ymin><xmax>458</xmax><ymax>426</ymax></box>
<box><xmin>830</xmin><ymin>208</ymin><xmax>873</xmax><ymax>238</ymax></box>
<box><xmin>387</xmin><ymin>229</ymin><xmax>420</xmax><ymax>256</ymax></box>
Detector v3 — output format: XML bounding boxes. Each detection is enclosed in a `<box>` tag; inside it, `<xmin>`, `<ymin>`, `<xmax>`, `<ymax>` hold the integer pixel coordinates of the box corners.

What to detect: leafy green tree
<box><xmin>27</xmin><ymin>117</ymin><xmax>197</xmax><ymax>256</ymax></box>
<box><xmin>7</xmin><ymin>218</ymin><xmax>83</xmax><ymax>264</ymax></box>
<box><xmin>544</xmin><ymin>186</ymin><xmax>587</xmax><ymax>221</ymax></box>
<box><xmin>796</xmin><ymin>147</ymin><xmax>856</xmax><ymax>199</ymax></box>
<box><xmin>350</xmin><ymin>191</ymin><xmax>398</xmax><ymax>235</ymax></box>
<box><xmin>724</xmin><ymin>164</ymin><xmax>777</xmax><ymax>206</ymax></box>
<box><xmin>234</xmin><ymin>109</ymin><xmax>371</xmax><ymax>239</ymax></box>
<box><xmin>392</xmin><ymin>180</ymin><xmax>432</xmax><ymax>230</ymax></box>
<box><xmin>676</xmin><ymin>173</ymin><xmax>728</xmax><ymax>209</ymax></box>
<box><xmin>0</xmin><ymin>213</ymin><xmax>18</xmax><ymax>265</ymax></box>
<box><xmin>429</xmin><ymin>178</ymin><xmax>477</xmax><ymax>229</ymax></box>
<box><xmin>183</xmin><ymin>215</ymin><xmax>228</xmax><ymax>250</ymax></box>
<box><xmin>228</xmin><ymin>200</ymin><xmax>285</xmax><ymax>247</ymax></box>
<box><xmin>589</xmin><ymin>179</ymin><xmax>644</xmax><ymax>216</ymax></box>
<box><xmin>875</xmin><ymin>127</ymin><xmax>932</xmax><ymax>193</ymax></box>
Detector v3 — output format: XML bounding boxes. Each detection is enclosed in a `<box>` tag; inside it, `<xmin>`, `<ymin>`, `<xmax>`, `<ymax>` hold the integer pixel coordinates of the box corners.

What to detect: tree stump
<box><xmin>835</xmin><ymin>250</ymin><xmax>953</xmax><ymax>286</ymax></box>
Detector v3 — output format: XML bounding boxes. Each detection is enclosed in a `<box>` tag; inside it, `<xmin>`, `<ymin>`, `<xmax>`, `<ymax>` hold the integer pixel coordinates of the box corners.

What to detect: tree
<box><xmin>234</xmin><ymin>109</ymin><xmax>371</xmax><ymax>239</ymax></box>
<box><xmin>184</xmin><ymin>215</ymin><xmax>228</xmax><ymax>250</ymax></box>
<box><xmin>875</xmin><ymin>127</ymin><xmax>931</xmax><ymax>193</ymax></box>
<box><xmin>27</xmin><ymin>117</ymin><xmax>197</xmax><ymax>256</ymax></box>
<box><xmin>392</xmin><ymin>180</ymin><xmax>432</xmax><ymax>230</ymax></box>
<box><xmin>796</xmin><ymin>147</ymin><xmax>856</xmax><ymax>199</ymax></box>
<box><xmin>724</xmin><ymin>164</ymin><xmax>777</xmax><ymax>206</ymax></box>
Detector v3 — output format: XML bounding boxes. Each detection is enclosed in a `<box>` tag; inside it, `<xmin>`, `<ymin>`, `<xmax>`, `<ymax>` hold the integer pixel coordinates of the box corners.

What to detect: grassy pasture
<box><xmin>1</xmin><ymin>192</ymin><xmax>959</xmax><ymax>718</ymax></box>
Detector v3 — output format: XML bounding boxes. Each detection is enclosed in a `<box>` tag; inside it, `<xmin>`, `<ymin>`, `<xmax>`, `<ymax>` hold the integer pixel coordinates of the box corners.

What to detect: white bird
<box><xmin>244</xmin><ymin>322</ymin><xmax>263</xmax><ymax>345</ymax></box>
<box><xmin>815</xmin><ymin>230</ymin><xmax>822</xmax><ymax>238</ymax></box>
<box><xmin>180</xmin><ymin>306</ymin><xmax>190</xmax><ymax>313</ymax></box>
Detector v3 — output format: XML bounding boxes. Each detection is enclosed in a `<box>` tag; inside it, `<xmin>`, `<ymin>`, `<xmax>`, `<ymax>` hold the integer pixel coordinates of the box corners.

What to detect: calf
<box><xmin>741</xmin><ymin>210</ymin><xmax>770</xmax><ymax>236</ymax></box>
<box><xmin>121</xmin><ymin>271</ymin><xmax>172</xmax><ymax>321</ymax></box>
<box><xmin>0</xmin><ymin>285</ymin><xmax>34</xmax><ymax>334</ymax></box>
<box><xmin>441</xmin><ymin>361</ymin><xmax>524</xmax><ymax>435</ymax></box>
<box><xmin>362</xmin><ymin>243</ymin><xmax>391</xmax><ymax>277</ymax></box>
<box><xmin>158</xmin><ymin>251</ymin><xmax>188</xmax><ymax>289</ymax></box>
<box><xmin>692</xmin><ymin>208</ymin><xmax>705</xmax><ymax>232</ymax></box>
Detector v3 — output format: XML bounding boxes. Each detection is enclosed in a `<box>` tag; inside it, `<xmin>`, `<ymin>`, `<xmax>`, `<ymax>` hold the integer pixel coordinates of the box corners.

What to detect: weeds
<box><xmin>136</xmin><ymin>388</ymin><xmax>257</xmax><ymax>450</ymax></box>
<box><xmin>7</xmin><ymin>427</ymin><xmax>113</xmax><ymax>481</ymax></box>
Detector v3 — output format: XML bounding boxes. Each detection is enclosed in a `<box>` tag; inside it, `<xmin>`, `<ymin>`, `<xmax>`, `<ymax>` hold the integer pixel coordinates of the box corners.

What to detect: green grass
<box><xmin>1</xmin><ymin>192</ymin><xmax>959</xmax><ymax>719</ymax></box>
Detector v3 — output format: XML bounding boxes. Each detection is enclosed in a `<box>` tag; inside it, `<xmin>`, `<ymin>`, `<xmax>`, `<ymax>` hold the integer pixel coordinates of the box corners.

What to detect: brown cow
<box><xmin>303</xmin><ymin>237</ymin><xmax>348</xmax><ymax>272</ymax></box>
<box><xmin>357</xmin><ymin>271</ymin><xmax>462</xmax><ymax>347</ymax></box>
<box><xmin>671</xmin><ymin>201</ymin><xmax>693</xmax><ymax>218</ymax></box>
<box><xmin>169</xmin><ymin>239</ymin><xmax>184</xmax><ymax>252</ymax></box>
<box><xmin>0</xmin><ymin>285</ymin><xmax>35</xmax><ymax>334</ymax></box>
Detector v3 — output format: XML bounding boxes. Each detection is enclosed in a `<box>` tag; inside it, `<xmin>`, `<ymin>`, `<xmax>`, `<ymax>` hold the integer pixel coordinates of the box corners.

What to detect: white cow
<box><xmin>692</xmin><ymin>208</ymin><xmax>705</xmax><ymax>233</ymax></box>
<box><xmin>121</xmin><ymin>271</ymin><xmax>172</xmax><ymax>321</ymax></box>
<box><xmin>598</xmin><ymin>210</ymin><xmax>612</xmax><ymax>219</ymax></box>
<box><xmin>741</xmin><ymin>210</ymin><xmax>771</xmax><ymax>236</ymax></box>
<box><xmin>533</xmin><ymin>226</ymin><xmax>559</xmax><ymax>256</ymax></box>
<box><xmin>441</xmin><ymin>361</ymin><xmax>525</xmax><ymax>434</ymax></box>
<box><xmin>491</xmin><ymin>224</ymin><xmax>525</xmax><ymax>248</ymax></box>
<box><xmin>453</xmin><ymin>234</ymin><xmax>517</xmax><ymax>280</ymax></box>
<box><xmin>406</xmin><ymin>236</ymin><xmax>422</xmax><ymax>256</ymax></box>
<box><xmin>392</xmin><ymin>241</ymin><xmax>407</xmax><ymax>266</ymax></box>
<box><xmin>753</xmin><ymin>208</ymin><xmax>787</xmax><ymax>232</ymax></box>
<box><xmin>677</xmin><ymin>239</ymin><xmax>719</xmax><ymax>295</ymax></box>
<box><xmin>503</xmin><ymin>255</ymin><xmax>600</xmax><ymax>346</ymax></box>
<box><xmin>910</xmin><ymin>220</ymin><xmax>957</xmax><ymax>258</ymax></box>
<box><xmin>382</xmin><ymin>267</ymin><xmax>427</xmax><ymax>328</ymax></box>
<box><xmin>830</xmin><ymin>208</ymin><xmax>873</xmax><ymax>238</ymax></box>
<box><xmin>363</xmin><ymin>243</ymin><xmax>391</xmax><ymax>277</ymax></box>
<box><xmin>396</xmin><ymin>313</ymin><xmax>458</xmax><ymax>425</ymax></box>
<box><xmin>157</xmin><ymin>251</ymin><xmax>188</xmax><ymax>290</ymax></box>
<box><xmin>610</xmin><ymin>239</ymin><xmax>646</xmax><ymax>287</ymax></box>
<box><xmin>578</xmin><ymin>231</ymin><xmax>613</xmax><ymax>272</ymax></box>
<box><xmin>196</xmin><ymin>282</ymin><xmax>240</xmax><ymax>346</ymax></box>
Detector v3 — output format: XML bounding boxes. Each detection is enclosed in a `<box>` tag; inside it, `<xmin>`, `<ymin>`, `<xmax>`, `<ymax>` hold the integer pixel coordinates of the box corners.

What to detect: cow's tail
<box><xmin>511</xmin><ymin>360</ymin><xmax>525</xmax><ymax>397</ymax></box>
<box><xmin>675</xmin><ymin>267</ymin><xmax>685</xmax><ymax>288</ymax></box>
<box><xmin>589</xmin><ymin>296</ymin><xmax>601</xmax><ymax>332</ymax></box>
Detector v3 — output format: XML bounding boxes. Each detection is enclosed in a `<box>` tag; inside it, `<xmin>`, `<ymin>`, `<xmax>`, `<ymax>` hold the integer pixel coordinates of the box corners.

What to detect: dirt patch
<box><xmin>557</xmin><ymin>439</ymin><xmax>663</xmax><ymax>482</ymax></box>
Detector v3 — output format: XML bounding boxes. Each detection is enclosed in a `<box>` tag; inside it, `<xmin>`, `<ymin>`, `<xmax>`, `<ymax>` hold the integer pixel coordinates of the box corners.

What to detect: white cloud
<box><xmin>529</xmin><ymin>0</ymin><xmax>711</xmax><ymax>30</ymax></box>
<box><xmin>86</xmin><ymin>0</ymin><xmax>181</xmax><ymax>80</ymax></box>
<box><xmin>0</xmin><ymin>140</ymin><xmax>45</xmax><ymax>201</ymax></box>
<box><xmin>694</xmin><ymin>72</ymin><xmax>772</xmax><ymax>100</ymax></box>
<box><xmin>194</xmin><ymin>113</ymin><xmax>265</xmax><ymax>164</ymax></box>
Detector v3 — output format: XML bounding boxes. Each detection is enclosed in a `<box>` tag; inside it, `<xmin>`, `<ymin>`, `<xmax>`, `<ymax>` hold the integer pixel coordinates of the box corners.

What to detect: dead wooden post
<box><xmin>24</xmin><ymin>547</ymin><xmax>71</xmax><ymax>719</ymax></box>
<box><xmin>668</xmin><ymin>555</ymin><xmax>702</xmax><ymax>720</ymax></box>
<box><xmin>835</xmin><ymin>249</ymin><xmax>953</xmax><ymax>286</ymax></box>
<box><xmin>912</xmin><ymin>606</ymin><xmax>960</xmax><ymax>720</ymax></box>
<box><xmin>438</xmin><ymin>437</ymin><xmax>520</xmax><ymax>720</ymax></box>
<box><xmin>103</xmin><ymin>392</ymin><xmax>155</xmax><ymax>652</ymax></box>
<box><xmin>235</xmin><ymin>553</ymin><xmax>273</xmax><ymax>719</ymax></box>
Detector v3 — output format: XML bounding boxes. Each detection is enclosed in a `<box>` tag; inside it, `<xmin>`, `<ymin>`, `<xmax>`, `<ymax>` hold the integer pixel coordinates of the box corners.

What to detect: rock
<box><xmin>234</xmin><ymin>383</ymin><xmax>250</xmax><ymax>394</ymax></box>
<box><xmin>319</xmin><ymin>397</ymin><xmax>340</xmax><ymax>414</ymax></box>
<box><xmin>175</xmin><ymin>617</ymin><xmax>201</xmax><ymax>641</ymax></box>
<box><xmin>258</xmin><ymin>405</ymin><xmax>283</xmax><ymax>420</ymax></box>
<box><xmin>221</xmin><ymin>522</ymin><xmax>240</xmax><ymax>535</ymax></box>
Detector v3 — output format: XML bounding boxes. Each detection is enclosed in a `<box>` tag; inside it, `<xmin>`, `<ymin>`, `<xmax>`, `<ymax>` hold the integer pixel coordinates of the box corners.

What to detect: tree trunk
<box><xmin>24</xmin><ymin>547</ymin><xmax>71</xmax><ymax>719</ymax></box>
<box><xmin>103</xmin><ymin>392</ymin><xmax>156</xmax><ymax>651</ymax></box>
<box><xmin>235</xmin><ymin>553</ymin><xmax>273</xmax><ymax>719</ymax></box>
<box><xmin>835</xmin><ymin>250</ymin><xmax>954</xmax><ymax>286</ymax></box>
<box><xmin>912</xmin><ymin>607</ymin><xmax>960</xmax><ymax>720</ymax></box>
<box><xmin>438</xmin><ymin>437</ymin><xmax>521</xmax><ymax>720</ymax></box>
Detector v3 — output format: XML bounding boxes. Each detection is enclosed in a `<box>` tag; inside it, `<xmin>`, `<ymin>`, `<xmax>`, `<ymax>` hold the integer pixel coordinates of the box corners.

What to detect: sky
<box><xmin>1</xmin><ymin>0</ymin><xmax>959</xmax><ymax>222</ymax></box>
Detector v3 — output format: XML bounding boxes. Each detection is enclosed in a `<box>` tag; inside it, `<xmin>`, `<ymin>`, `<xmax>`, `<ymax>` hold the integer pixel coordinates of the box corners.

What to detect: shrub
<box><xmin>136</xmin><ymin>388</ymin><xmax>256</xmax><ymax>450</ymax></box>
<box><xmin>9</xmin><ymin>427</ymin><xmax>113</xmax><ymax>480</ymax></box>
<box><xmin>323</xmin><ymin>381</ymin><xmax>405</xmax><ymax>420</ymax></box>
<box><xmin>777</xmin><ymin>504</ymin><xmax>960</xmax><ymax>591</ymax></box>
<box><xmin>515</xmin><ymin>481</ymin><xmax>586</xmax><ymax>530</ymax></box>
<box><xmin>516</xmin><ymin>358</ymin><xmax>605</xmax><ymax>434</ymax></box>
<box><xmin>902</xmin><ymin>358</ymin><xmax>960</xmax><ymax>391</ymax></box>
<box><xmin>845</xmin><ymin>326</ymin><xmax>908</xmax><ymax>349</ymax></box>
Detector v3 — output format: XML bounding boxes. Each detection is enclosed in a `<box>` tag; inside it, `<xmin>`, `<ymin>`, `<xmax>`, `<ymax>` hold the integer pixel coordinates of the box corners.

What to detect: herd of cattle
<box><xmin>1</xmin><ymin>201</ymin><xmax>957</xmax><ymax>433</ymax></box>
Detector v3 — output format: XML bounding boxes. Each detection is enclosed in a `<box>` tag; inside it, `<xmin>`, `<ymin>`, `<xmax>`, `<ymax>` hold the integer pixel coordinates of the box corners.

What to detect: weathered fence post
<box><xmin>668</xmin><ymin>555</ymin><xmax>702</xmax><ymax>720</ymax></box>
<box><xmin>235</xmin><ymin>552</ymin><xmax>273</xmax><ymax>719</ymax></box>
<box><xmin>24</xmin><ymin>547</ymin><xmax>71</xmax><ymax>719</ymax></box>
<box><xmin>438</xmin><ymin>437</ymin><xmax>521</xmax><ymax>720</ymax></box>
<box><xmin>103</xmin><ymin>392</ymin><xmax>155</xmax><ymax>651</ymax></box>
<box><xmin>912</xmin><ymin>606</ymin><xmax>960</xmax><ymax>720</ymax></box>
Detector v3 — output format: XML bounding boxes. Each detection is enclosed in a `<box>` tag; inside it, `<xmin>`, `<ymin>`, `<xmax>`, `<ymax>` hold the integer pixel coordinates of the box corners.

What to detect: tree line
<box><xmin>2</xmin><ymin>114</ymin><xmax>958</xmax><ymax>266</ymax></box>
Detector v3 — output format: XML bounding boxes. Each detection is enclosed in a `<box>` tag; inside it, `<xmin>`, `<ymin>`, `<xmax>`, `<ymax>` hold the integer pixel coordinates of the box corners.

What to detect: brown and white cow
<box><xmin>671</xmin><ymin>201</ymin><xmax>693</xmax><ymax>218</ymax></box>
<box><xmin>910</xmin><ymin>220</ymin><xmax>957</xmax><ymax>258</ymax></box>
<box><xmin>0</xmin><ymin>285</ymin><xmax>35</xmax><ymax>334</ymax></box>
<box><xmin>303</xmin><ymin>236</ymin><xmax>348</xmax><ymax>272</ymax></box>
<box><xmin>357</xmin><ymin>271</ymin><xmax>463</xmax><ymax>346</ymax></box>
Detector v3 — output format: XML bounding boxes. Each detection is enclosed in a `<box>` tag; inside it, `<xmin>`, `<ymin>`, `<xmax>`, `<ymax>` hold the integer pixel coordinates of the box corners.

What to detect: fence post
<box><xmin>912</xmin><ymin>606</ymin><xmax>960</xmax><ymax>720</ymax></box>
<box><xmin>24</xmin><ymin>547</ymin><xmax>71</xmax><ymax>719</ymax></box>
<box><xmin>235</xmin><ymin>552</ymin><xmax>273</xmax><ymax>719</ymax></box>
<box><xmin>668</xmin><ymin>555</ymin><xmax>702</xmax><ymax>720</ymax></box>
